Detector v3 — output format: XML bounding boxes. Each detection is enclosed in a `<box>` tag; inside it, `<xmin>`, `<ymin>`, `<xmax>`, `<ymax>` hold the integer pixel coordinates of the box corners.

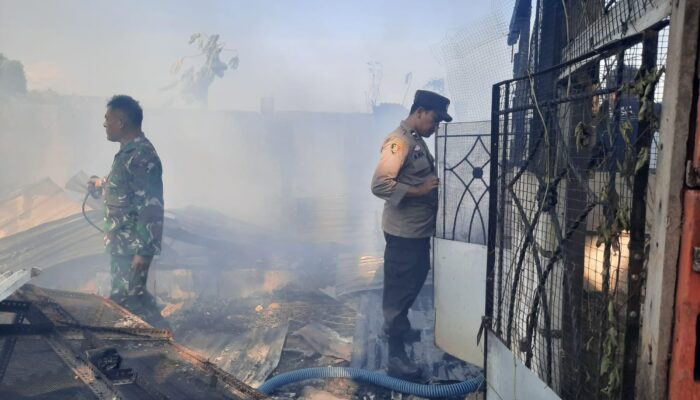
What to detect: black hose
<box><xmin>82</xmin><ymin>191</ymin><xmax>104</xmax><ymax>233</ymax></box>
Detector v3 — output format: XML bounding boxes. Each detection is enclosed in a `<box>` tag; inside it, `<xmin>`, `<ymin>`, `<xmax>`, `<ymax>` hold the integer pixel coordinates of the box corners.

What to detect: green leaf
<box><xmin>635</xmin><ymin>147</ymin><xmax>649</xmax><ymax>173</ymax></box>
<box><xmin>600</xmin><ymin>357</ymin><xmax>611</xmax><ymax>375</ymax></box>
<box><xmin>574</xmin><ymin>122</ymin><xmax>587</xmax><ymax>151</ymax></box>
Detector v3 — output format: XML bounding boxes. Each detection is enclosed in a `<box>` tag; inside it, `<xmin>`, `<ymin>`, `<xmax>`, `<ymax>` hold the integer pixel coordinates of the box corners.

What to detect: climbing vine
<box><xmin>583</xmin><ymin>64</ymin><xmax>665</xmax><ymax>399</ymax></box>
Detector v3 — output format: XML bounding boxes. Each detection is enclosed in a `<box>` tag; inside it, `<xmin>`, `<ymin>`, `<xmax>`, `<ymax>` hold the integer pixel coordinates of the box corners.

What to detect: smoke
<box><xmin>0</xmin><ymin>1</ymin><xmax>500</xmax><ymax>291</ymax></box>
<box><xmin>0</xmin><ymin>1</ymin><xmax>497</xmax><ymax>111</ymax></box>
<box><xmin>0</xmin><ymin>12</ymin><xmax>516</xmax><ymax>391</ymax></box>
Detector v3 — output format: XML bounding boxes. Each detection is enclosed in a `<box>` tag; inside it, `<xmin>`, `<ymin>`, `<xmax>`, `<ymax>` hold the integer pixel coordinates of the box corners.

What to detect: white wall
<box><xmin>486</xmin><ymin>330</ymin><xmax>562</xmax><ymax>400</ymax></box>
<box><xmin>433</xmin><ymin>238</ymin><xmax>487</xmax><ymax>366</ymax></box>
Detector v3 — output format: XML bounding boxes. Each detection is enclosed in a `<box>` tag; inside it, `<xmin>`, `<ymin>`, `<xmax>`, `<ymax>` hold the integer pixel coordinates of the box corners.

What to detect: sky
<box><xmin>0</xmin><ymin>0</ymin><xmax>506</xmax><ymax>113</ymax></box>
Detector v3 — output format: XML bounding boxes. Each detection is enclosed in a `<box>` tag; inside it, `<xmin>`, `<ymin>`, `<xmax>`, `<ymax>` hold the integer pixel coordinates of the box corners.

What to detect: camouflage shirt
<box><xmin>103</xmin><ymin>133</ymin><xmax>164</xmax><ymax>256</ymax></box>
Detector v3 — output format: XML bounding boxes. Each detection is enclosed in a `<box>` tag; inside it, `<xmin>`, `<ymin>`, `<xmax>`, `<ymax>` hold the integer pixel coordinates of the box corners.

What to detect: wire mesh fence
<box><xmin>485</xmin><ymin>7</ymin><xmax>669</xmax><ymax>399</ymax></box>
<box><xmin>435</xmin><ymin>121</ymin><xmax>492</xmax><ymax>245</ymax></box>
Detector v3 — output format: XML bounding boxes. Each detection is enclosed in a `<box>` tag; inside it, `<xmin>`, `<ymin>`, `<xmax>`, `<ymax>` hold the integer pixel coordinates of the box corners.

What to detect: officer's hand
<box><xmin>131</xmin><ymin>255</ymin><xmax>153</xmax><ymax>272</ymax></box>
<box><xmin>419</xmin><ymin>175</ymin><xmax>439</xmax><ymax>195</ymax></box>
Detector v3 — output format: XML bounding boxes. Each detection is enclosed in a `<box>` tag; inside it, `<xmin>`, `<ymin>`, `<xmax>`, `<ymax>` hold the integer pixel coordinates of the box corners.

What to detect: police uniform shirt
<box><xmin>371</xmin><ymin>121</ymin><xmax>438</xmax><ymax>238</ymax></box>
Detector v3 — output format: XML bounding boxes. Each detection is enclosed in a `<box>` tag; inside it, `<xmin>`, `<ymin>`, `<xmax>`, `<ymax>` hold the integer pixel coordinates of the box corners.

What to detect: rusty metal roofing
<box><xmin>0</xmin><ymin>285</ymin><xmax>268</xmax><ymax>400</ymax></box>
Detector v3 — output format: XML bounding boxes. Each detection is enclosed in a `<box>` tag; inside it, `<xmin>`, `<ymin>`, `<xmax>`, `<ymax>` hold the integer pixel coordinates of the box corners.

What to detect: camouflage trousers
<box><xmin>109</xmin><ymin>254</ymin><xmax>150</xmax><ymax>303</ymax></box>
<box><xmin>109</xmin><ymin>255</ymin><xmax>168</xmax><ymax>329</ymax></box>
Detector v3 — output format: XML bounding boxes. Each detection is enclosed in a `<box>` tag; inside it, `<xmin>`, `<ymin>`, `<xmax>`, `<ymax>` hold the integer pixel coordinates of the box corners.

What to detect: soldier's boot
<box><xmin>387</xmin><ymin>336</ymin><xmax>422</xmax><ymax>380</ymax></box>
<box><xmin>127</xmin><ymin>291</ymin><xmax>171</xmax><ymax>331</ymax></box>
<box><xmin>109</xmin><ymin>292</ymin><xmax>129</xmax><ymax>308</ymax></box>
<box><xmin>137</xmin><ymin>307</ymin><xmax>171</xmax><ymax>331</ymax></box>
<box><xmin>136</xmin><ymin>290</ymin><xmax>159</xmax><ymax>311</ymax></box>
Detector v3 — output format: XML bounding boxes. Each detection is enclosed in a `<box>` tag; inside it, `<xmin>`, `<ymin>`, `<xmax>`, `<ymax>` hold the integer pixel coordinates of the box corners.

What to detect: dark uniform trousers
<box><xmin>382</xmin><ymin>233</ymin><xmax>431</xmax><ymax>339</ymax></box>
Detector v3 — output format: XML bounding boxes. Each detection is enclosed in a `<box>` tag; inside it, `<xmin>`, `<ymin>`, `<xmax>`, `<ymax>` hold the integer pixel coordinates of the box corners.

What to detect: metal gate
<box><xmin>435</xmin><ymin>121</ymin><xmax>492</xmax><ymax>245</ymax></box>
<box><xmin>485</xmin><ymin>21</ymin><xmax>669</xmax><ymax>400</ymax></box>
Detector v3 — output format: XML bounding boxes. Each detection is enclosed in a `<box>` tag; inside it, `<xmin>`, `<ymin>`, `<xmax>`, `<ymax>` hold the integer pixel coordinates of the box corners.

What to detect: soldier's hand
<box><xmin>131</xmin><ymin>255</ymin><xmax>153</xmax><ymax>272</ymax></box>
<box><xmin>87</xmin><ymin>176</ymin><xmax>102</xmax><ymax>188</ymax></box>
<box><xmin>87</xmin><ymin>176</ymin><xmax>103</xmax><ymax>198</ymax></box>
<box><xmin>418</xmin><ymin>175</ymin><xmax>439</xmax><ymax>195</ymax></box>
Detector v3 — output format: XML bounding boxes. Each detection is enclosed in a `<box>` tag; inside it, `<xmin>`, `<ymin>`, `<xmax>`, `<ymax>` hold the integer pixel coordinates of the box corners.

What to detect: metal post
<box><xmin>442</xmin><ymin>123</ymin><xmax>448</xmax><ymax>239</ymax></box>
<box><xmin>560</xmin><ymin>61</ymin><xmax>597</xmax><ymax>399</ymax></box>
<box><xmin>485</xmin><ymin>82</ymin><xmax>502</xmax><ymax>372</ymax></box>
<box><xmin>621</xmin><ymin>29</ymin><xmax>658</xmax><ymax>399</ymax></box>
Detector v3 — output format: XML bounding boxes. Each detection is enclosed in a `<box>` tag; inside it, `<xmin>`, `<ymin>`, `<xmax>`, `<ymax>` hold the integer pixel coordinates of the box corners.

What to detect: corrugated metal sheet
<box><xmin>0</xmin><ymin>178</ymin><xmax>88</xmax><ymax>239</ymax></box>
<box><xmin>0</xmin><ymin>285</ymin><xmax>268</xmax><ymax>399</ymax></box>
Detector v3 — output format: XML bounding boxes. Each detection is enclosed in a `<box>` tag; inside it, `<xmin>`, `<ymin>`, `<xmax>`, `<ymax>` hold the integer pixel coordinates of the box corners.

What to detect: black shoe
<box><xmin>387</xmin><ymin>336</ymin><xmax>422</xmax><ymax>380</ymax></box>
<box><xmin>130</xmin><ymin>300</ymin><xmax>170</xmax><ymax>330</ymax></box>
<box><xmin>387</xmin><ymin>356</ymin><xmax>422</xmax><ymax>380</ymax></box>
<box><xmin>403</xmin><ymin>328</ymin><xmax>421</xmax><ymax>344</ymax></box>
<box><xmin>139</xmin><ymin>309</ymin><xmax>172</xmax><ymax>331</ymax></box>
<box><xmin>109</xmin><ymin>293</ymin><xmax>128</xmax><ymax>307</ymax></box>
<box><xmin>378</xmin><ymin>329</ymin><xmax>422</xmax><ymax>343</ymax></box>
<box><xmin>115</xmin><ymin>294</ymin><xmax>171</xmax><ymax>331</ymax></box>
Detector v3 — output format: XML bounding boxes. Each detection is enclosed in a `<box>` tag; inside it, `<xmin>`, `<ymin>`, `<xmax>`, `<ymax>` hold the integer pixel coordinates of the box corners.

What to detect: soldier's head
<box><xmin>408</xmin><ymin>90</ymin><xmax>452</xmax><ymax>137</ymax></box>
<box><xmin>104</xmin><ymin>95</ymin><xmax>143</xmax><ymax>143</ymax></box>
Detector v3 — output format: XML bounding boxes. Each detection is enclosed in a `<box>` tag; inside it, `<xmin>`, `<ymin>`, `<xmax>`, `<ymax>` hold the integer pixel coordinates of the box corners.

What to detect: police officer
<box><xmin>88</xmin><ymin>95</ymin><xmax>165</xmax><ymax>326</ymax></box>
<box><xmin>371</xmin><ymin>90</ymin><xmax>452</xmax><ymax>379</ymax></box>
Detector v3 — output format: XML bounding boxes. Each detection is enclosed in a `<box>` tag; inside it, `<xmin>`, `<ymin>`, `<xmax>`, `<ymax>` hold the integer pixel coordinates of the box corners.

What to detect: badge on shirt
<box><xmin>414</xmin><ymin>145</ymin><xmax>421</xmax><ymax>151</ymax></box>
<box><xmin>389</xmin><ymin>141</ymin><xmax>402</xmax><ymax>155</ymax></box>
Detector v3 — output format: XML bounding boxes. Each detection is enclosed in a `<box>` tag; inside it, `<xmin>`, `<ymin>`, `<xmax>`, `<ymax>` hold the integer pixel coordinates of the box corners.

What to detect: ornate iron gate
<box><xmin>435</xmin><ymin>121</ymin><xmax>492</xmax><ymax>245</ymax></box>
<box><xmin>486</xmin><ymin>23</ymin><xmax>668</xmax><ymax>400</ymax></box>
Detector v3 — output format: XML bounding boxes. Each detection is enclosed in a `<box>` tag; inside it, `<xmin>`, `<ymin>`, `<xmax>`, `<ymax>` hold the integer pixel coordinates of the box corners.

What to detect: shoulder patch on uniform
<box><xmin>389</xmin><ymin>141</ymin><xmax>402</xmax><ymax>155</ymax></box>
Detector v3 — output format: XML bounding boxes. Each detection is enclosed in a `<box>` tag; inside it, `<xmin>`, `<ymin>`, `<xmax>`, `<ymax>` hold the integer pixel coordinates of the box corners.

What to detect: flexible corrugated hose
<box><xmin>258</xmin><ymin>367</ymin><xmax>484</xmax><ymax>398</ymax></box>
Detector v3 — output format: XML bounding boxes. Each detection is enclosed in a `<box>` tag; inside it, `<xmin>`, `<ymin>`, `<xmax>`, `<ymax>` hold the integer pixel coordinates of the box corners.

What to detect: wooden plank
<box><xmin>636</xmin><ymin>1</ymin><xmax>700</xmax><ymax>399</ymax></box>
<box><xmin>668</xmin><ymin>191</ymin><xmax>700</xmax><ymax>398</ymax></box>
<box><xmin>561</xmin><ymin>1</ymin><xmax>671</xmax><ymax>63</ymax></box>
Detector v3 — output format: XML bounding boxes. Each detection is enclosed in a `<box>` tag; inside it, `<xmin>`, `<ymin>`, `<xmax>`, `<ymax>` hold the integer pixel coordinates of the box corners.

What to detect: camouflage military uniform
<box><xmin>102</xmin><ymin>132</ymin><xmax>164</xmax><ymax>304</ymax></box>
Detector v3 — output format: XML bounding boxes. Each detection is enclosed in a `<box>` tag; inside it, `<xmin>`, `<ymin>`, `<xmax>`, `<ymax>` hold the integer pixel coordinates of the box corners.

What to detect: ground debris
<box><xmin>161</xmin><ymin>301</ymin><xmax>185</xmax><ymax>317</ymax></box>
<box><xmin>293</xmin><ymin>321</ymin><xmax>353</xmax><ymax>361</ymax></box>
<box><xmin>302</xmin><ymin>386</ymin><xmax>347</xmax><ymax>400</ymax></box>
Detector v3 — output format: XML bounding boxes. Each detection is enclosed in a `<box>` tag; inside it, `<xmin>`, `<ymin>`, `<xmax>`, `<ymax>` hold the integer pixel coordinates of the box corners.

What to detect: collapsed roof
<box><xmin>0</xmin><ymin>285</ymin><xmax>267</xmax><ymax>399</ymax></box>
<box><xmin>0</xmin><ymin>177</ymin><xmax>482</xmax><ymax>399</ymax></box>
<box><xmin>0</xmin><ymin>177</ymin><xmax>324</xmax><ymax>277</ymax></box>
<box><xmin>0</xmin><ymin>178</ymin><xmax>87</xmax><ymax>240</ymax></box>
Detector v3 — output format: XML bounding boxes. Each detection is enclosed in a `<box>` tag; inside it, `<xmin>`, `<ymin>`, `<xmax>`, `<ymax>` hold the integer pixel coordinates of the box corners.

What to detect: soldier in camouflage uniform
<box><xmin>88</xmin><ymin>95</ymin><xmax>164</xmax><ymax>323</ymax></box>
